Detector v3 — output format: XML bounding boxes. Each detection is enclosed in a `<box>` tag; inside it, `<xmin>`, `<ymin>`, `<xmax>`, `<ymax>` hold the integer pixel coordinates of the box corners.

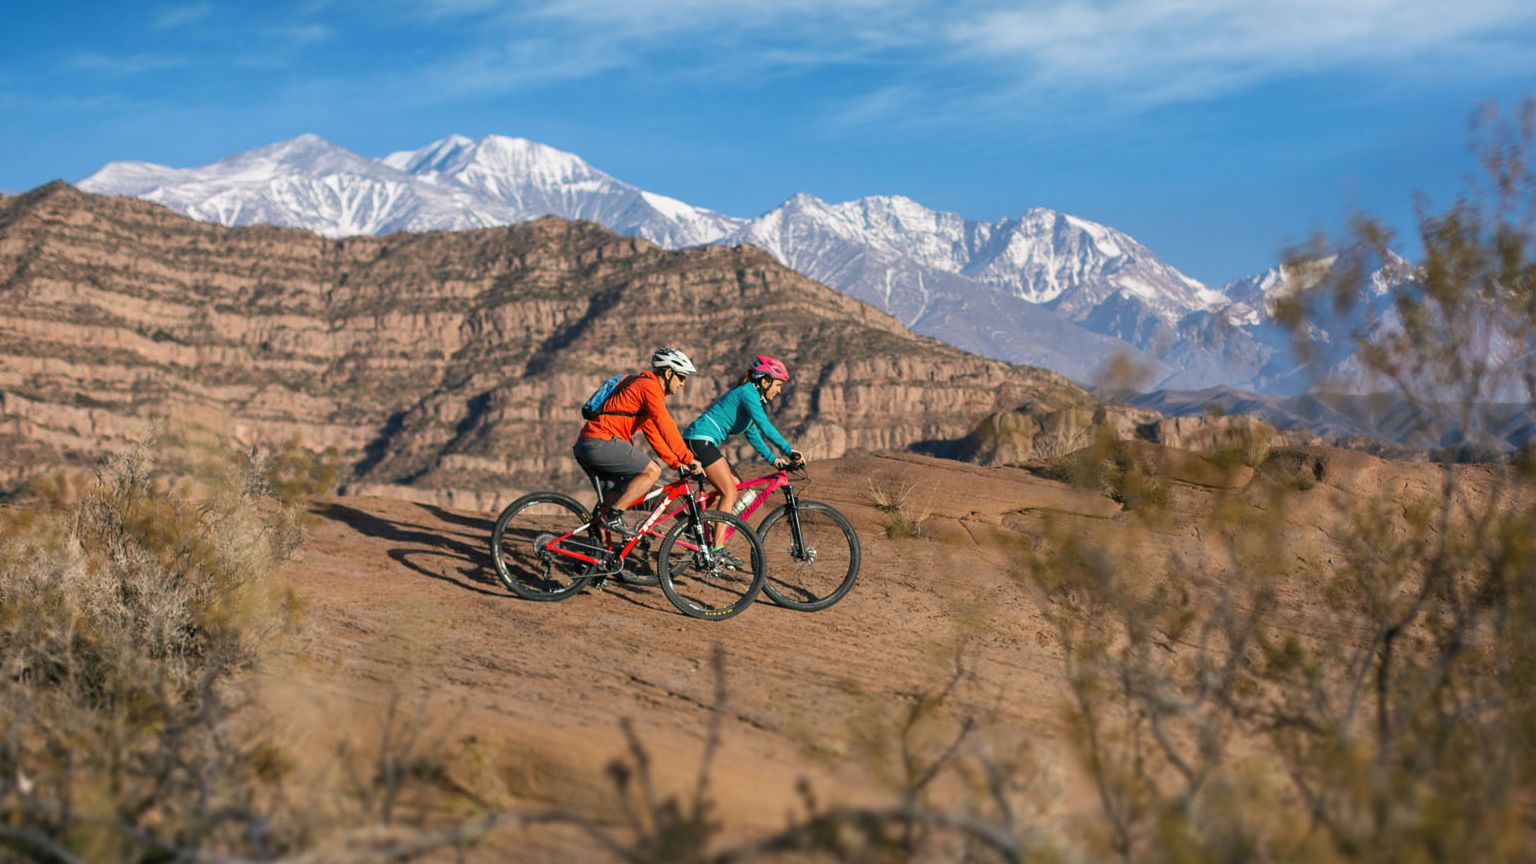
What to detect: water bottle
<box><xmin>732</xmin><ymin>489</ymin><xmax>759</xmax><ymax>515</ymax></box>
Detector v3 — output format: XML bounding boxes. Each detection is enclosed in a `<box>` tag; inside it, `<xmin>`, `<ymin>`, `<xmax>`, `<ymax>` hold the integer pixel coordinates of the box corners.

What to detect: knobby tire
<box><xmin>757</xmin><ymin>500</ymin><xmax>861</xmax><ymax>612</ymax></box>
<box><xmin>491</xmin><ymin>492</ymin><xmax>598</xmax><ymax>601</ymax></box>
<box><xmin>657</xmin><ymin>510</ymin><xmax>766</xmax><ymax>620</ymax></box>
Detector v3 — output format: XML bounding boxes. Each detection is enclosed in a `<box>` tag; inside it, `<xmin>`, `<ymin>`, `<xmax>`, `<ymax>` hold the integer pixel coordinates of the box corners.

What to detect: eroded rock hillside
<box><xmin>0</xmin><ymin>183</ymin><xmax>1093</xmax><ymax>507</ymax></box>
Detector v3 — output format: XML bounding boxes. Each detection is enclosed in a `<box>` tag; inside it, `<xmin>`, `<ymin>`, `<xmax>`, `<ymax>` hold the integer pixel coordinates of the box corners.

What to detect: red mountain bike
<box><xmin>490</xmin><ymin>472</ymin><xmax>766</xmax><ymax>620</ymax></box>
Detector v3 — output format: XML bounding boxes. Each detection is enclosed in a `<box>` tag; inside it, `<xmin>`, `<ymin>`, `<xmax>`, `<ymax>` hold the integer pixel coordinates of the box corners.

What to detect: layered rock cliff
<box><xmin>0</xmin><ymin>183</ymin><xmax>1092</xmax><ymax>508</ymax></box>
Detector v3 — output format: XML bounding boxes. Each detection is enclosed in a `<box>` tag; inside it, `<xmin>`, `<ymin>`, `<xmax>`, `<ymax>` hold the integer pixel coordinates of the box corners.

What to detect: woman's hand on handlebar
<box><xmin>774</xmin><ymin>452</ymin><xmax>807</xmax><ymax>471</ymax></box>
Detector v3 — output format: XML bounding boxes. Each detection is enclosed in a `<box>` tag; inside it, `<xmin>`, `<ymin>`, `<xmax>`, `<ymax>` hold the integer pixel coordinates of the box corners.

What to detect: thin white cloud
<box><xmin>523</xmin><ymin>0</ymin><xmax>896</xmax><ymax>37</ymax></box>
<box><xmin>412</xmin><ymin>41</ymin><xmax>630</xmax><ymax>97</ymax></box>
<box><xmin>824</xmin><ymin>85</ymin><xmax>926</xmax><ymax>132</ymax></box>
<box><xmin>405</xmin><ymin>0</ymin><xmax>919</xmax><ymax>69</ymax></box>
<box><xmin>263</xmin><ymin>24</ymin><xmax>334</xmax><ymax>45</ymax></box>
<box><xmin>945</xmin><ymin>0</ymin><xmax>1536</xmax><ymax>107</ymax></box>
<box><xmin>371</xmin><ymin>0</ymin><xmax>911</xmax><ymax>100</ymax></box>
<box><xmin>152</xmin><ymin>2</ymin><xmax>212</xmax><ymax>30</ymax></box>
<box><xmin>386</xmin><ymin>0</ymin><xmax>1536</xmax><ymax>116</ymax></box>
<box><xmin>68</xmin><ymin>52</ymin><xmax>190</xmax><ymax>77</ymax></box>
<box><xmin>256</xmin><ymin>0</ymin><xmax>1536</xmax><ymax>123</ymax></box>
<box><xmin>411</xmin><ymin>0</ymin><xmax>506</xmax><ymax>15</ymax></box>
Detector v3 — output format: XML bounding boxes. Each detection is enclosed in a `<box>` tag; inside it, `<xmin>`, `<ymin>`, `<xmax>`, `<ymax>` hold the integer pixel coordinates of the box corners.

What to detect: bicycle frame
<box><xmin>545</xmin><ymin>476</ymin><xmax>708</xmax><ymax>568</ymax></box>
<box><xmin>676</xmin><ymin>467</ymin><xmax>806</xmax><ymax>548</ymax></box>
<box><xmin>700</xmin><ymin>469</ymin><xmax>796</xmax><ymax>523</ymax></box>
<box><xmin>561</xmin><ymin>467</ymin><xmax>805</xmax><ymax>562</ymax></box>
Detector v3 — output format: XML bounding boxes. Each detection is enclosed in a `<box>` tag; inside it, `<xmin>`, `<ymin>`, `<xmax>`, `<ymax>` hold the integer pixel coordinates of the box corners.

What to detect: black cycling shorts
<box><xmin>686</xmin><ymin>439</ymin><xmax>724</xmax><ymax>469</ymax></box>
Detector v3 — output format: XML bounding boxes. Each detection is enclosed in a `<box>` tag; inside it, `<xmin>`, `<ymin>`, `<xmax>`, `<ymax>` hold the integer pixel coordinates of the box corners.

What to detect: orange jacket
<box><xmin>578</xmin><ymin>371</ymin><xmax>696</xmax><ymax>469</ymax></box>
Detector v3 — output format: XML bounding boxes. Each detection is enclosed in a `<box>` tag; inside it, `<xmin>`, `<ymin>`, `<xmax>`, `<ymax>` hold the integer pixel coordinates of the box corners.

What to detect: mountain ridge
<box><xmin>78</xmin><ymin>133</ymin><xmax>1414</xmax><ymax>396</ymax></box>
<box><xmin>1</xmin><ymin>183</ymin><xmax>1111</xmax><ymax>504</ymax></box>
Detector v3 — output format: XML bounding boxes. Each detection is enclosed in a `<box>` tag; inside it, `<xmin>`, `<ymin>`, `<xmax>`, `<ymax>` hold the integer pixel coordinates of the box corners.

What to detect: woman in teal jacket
<box><xmin>682</xmin><ymin>354</ymin><xmax>802</xmax><ymax>518</ymax></box>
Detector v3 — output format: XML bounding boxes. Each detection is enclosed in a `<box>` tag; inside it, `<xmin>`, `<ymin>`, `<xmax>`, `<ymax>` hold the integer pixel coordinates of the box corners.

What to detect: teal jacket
<box><xmin>682</xmin><ymin>383</ymin><xmax>794</xmax><ymax>464</ymax></box>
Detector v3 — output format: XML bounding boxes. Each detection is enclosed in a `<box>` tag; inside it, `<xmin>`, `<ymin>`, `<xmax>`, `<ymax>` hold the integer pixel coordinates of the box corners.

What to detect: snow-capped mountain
<box><xmin>380</xmin><ymin>135</ymin><xmax>744</xmax><ymax>247</ymax></box>
<box><xmin>80</xmin><ymin>134</ymin><xmax>744</xmax><ymax>246</ymax></box>
<box><xmin>729</xmin><ymin>193</ymin><xmax>1223</xmax><ymax>324</ymax></box>
<box><xmin>1156</xmin><ymin>247</ymin><xmax>1417</xmax><ymax>395</ymax></box>
<box><xmin>76</xmin><ymin>133</ymin><xmax>1410</xmax><ymax>395</ymax></box>
<box><xmin>82</xmin><ymin>135</ymin><xmax>461</xmax><ymax>237</ymax></box>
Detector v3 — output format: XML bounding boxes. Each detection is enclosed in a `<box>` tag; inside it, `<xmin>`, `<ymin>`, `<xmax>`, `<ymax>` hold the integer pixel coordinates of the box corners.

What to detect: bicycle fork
<box><xmin>781</xmin><ymin>486</ymin><xmax>812</xmax><ymax>561</ymax></box>
<box><xmin>681</xmin><ymin>485</ymin><xmax>721</xmax><ymax>568</ymax></box>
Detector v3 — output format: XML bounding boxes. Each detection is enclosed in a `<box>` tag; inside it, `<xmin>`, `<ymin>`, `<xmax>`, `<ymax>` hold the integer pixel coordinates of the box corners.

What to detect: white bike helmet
<box><xmin>650</xmin><ymin>346</ymin><xmax>697</xmax><ymax>375</ymax></box>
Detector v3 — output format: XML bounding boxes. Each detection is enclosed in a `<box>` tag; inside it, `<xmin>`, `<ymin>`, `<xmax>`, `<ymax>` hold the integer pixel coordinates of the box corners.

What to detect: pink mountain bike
<box><xmin>713</xmin><ymin>462</ymin><xmax>860</xmax><ymax>611</ymax></box>
<box><xmin>624</xmin><ymin>461</ymin><xmax>861</xmax><ymax>612</ymax></box>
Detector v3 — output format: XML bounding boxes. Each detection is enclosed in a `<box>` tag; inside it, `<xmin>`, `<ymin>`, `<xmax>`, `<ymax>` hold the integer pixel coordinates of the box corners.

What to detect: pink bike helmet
<box><xmin>750</xmin><ymin>354</ymin><xmax>790</xmax><ymax>382</ymax></box>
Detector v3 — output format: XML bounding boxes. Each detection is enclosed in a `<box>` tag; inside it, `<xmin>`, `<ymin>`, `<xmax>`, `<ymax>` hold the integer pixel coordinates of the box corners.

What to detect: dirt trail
<box><xmin>264</xmin><ymin>448</ymin><xmax>1422</xmax><ymax>858</ymax></box>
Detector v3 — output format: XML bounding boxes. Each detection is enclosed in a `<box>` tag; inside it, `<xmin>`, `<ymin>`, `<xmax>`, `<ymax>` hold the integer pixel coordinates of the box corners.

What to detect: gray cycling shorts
<box><xmin>573</xmin><ymin>437</ymin><xmax>653</xmax><ymax>481</ymax></box>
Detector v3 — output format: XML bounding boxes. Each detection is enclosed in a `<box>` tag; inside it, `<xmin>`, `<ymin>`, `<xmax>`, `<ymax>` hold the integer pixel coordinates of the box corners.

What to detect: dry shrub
<box><xmin>329</xmin><ymin>693</ymin><xmax>481</xmax><ymax>830</ymax></box>
<box><xmin>576</xmin><ymin>647</ymin><xmax>1053</xmax><ymax>864</ymax></box>
<box><xmin>1029</xmin><ymin>424</ymin><xmax>1091</xmax><ymax>462</ymax></box>
<box><xmin>1</xmin><ymin>434</ymin><xmax>507</xmax><ymax>862</ymax></box>
<box><xmin>867</xmin><ymin>475</ymin><xmax>932</xmax><ymax>539</ymax></box>
<box><xmin>0</xmin><ymin>440</ymin><xmax>310</xmax><ymax>861</ymax></box>
<box><xmin>1206</xmin><ymin>419</ymin><xmax>1278</xmax><ymax>469</ymax></box>
<box><xmin>1048</xmin><ymin>432</ymin><xmax>1170</xmax><ymax>514</ymax></box>
<box><xmin>1018</xmin><ymin>99</ymin><xmax>1536</xmax><ymax>863</ymax></box>
<box><xmin>265</xmin><ymin>434</ymin><xmax>342</xmax><ymax>502</ymax></box>
<box><xmin>1026</xmin><ymin>456</ymin><xmax>1536</xmax><ymax>862</ymax></box>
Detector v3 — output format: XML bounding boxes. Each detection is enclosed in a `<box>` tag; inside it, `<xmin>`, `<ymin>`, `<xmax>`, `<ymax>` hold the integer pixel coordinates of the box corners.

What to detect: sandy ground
<box><xmin>262</xmin><ymin>447</ymin><xmax>1501</xmax><ymax>859</ymax></box>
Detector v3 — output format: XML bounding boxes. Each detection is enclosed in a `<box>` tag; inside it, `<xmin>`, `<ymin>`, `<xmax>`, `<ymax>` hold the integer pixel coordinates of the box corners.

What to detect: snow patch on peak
<box><xmin>466</xmin><ymin>136</ymin><xmax>599</xmax><ymax>180</ymax></box>
<box><xmin>1060</xmin><ymin>214</ymin><xmax>1124</xmax><ymax>257</ymax></box>
<box><xmin>78</xmin><ymin>160</ymin><xmax>182</xmax><ymax>196</ymax></box>
<box><xmin>382</xmin><ymin>134</ymin><xmax>475</xmax><ymax>173</ymax></box>
<box><xmin>243</xmin><ymin>134</ymin><xmax>350</xmax><ymax>162</ymax></box>
<box><xmin>638</xmin><ymin>190</ymin><xmax>697</xmax><ymax>221</ymax></box>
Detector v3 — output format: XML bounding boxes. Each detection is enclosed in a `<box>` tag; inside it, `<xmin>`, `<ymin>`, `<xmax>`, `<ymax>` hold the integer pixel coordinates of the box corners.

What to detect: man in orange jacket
<box><xmin>573</xmin><ymin>347</ymin><xmax>704</xmax><ymax>535</ymax></box>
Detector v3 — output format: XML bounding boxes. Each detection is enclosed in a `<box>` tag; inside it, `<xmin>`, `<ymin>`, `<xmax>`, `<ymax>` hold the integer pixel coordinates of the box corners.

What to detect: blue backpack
<box><xmin>581</xmin><ymin>374</ymin><xmax>642</xmax><ymax>421</ymax></box>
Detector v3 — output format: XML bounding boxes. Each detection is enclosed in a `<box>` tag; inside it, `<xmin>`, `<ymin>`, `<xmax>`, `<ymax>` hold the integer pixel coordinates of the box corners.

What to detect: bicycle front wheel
<box><xmin>657</xmin><ymin>510</ymin><xmax>766</xmax><ymax>620</ymax></box>
<box><xmin>491</xmin><ymin>492</ymin><xmax>598</xmax><ymax>601</ymax></box>
<box><xmin>757</xmin><ymin>501</ymin><xmax>861</xmax><ymax>612</ymax></box>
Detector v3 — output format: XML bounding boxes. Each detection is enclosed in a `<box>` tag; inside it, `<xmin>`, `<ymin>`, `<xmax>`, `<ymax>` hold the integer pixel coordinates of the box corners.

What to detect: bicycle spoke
<box><xmin>759</xmin><ymin>501</ymin><xmax>860</xmax><ymax>612</ymax></box>
<box><xmin>492</xmin><ymin>493</ymin><xmax>599</xmax><ymax>601</ymax></box>
<box><xmin>659</xmin><ymin>511</ymin><xmax>765</xmax><ymax>620</ymax></box>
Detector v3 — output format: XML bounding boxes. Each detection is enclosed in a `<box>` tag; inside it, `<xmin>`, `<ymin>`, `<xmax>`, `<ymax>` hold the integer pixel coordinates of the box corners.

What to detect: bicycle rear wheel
<box><xmin>491</xmin><ymin>492</ymin><xmax>600</xmax><ymax>601</ymax></box>
<box><xmin>757</xmin><ymin>500</ymin><xmax>861</xmax><ymax>612</ymax></box>
<box><xmin>657</xmin><ymin>510</ymin><xmax>766</xmax><ymax>620</ymax></box>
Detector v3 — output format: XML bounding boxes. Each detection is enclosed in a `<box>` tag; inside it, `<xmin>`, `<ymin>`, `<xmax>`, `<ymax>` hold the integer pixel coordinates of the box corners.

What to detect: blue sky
<box><xmin>3</xmin><ymin>0</ymin><xmax>1535</xmax><ymax>286</ymax></box>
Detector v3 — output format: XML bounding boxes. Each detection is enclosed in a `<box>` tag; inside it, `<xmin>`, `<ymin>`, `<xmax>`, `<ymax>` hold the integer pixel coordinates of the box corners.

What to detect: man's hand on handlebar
<box><xmin>680</xmin><ymin>460</ymin><xmax>704</xmax><ymax>478</ymax></box>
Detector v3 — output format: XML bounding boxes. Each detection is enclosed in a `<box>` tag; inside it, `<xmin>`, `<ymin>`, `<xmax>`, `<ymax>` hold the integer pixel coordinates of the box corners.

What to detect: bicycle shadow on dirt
<box><xmin>313</xmin><ymin>502</ymin><xmax>504</xmax><ymax>597</ymax></box>
<box><xmin>414</xmin><ymin>502</ymin><xmax>493</xmax><ymax>533</ymax></box>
